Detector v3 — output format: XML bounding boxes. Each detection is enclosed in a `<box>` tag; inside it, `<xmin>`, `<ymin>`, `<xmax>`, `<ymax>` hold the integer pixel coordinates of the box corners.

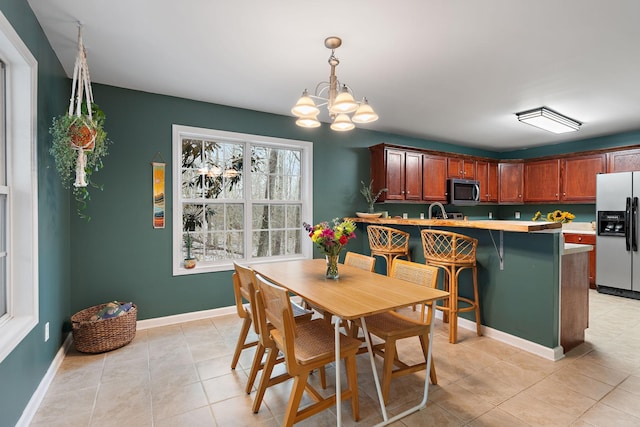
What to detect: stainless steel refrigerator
<box><xmin>596</xmin><ymin>172</ymin><xmax>640</xmax><ymax>299</ymax></box>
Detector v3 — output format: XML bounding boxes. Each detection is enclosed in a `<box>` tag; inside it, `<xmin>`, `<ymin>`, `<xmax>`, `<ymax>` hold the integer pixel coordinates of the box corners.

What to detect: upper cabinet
<box><xmin>524</xmin><ymin>159</ymin><xmax>561</xmax><ymax>202</ymax></box>
<box><xmin>607</xmin><ymin>148</ymin><xmax>640</xmax><ymax>173</ymax></box>
<box><xmin>370</xmin><ymin>145</ymin><xmax>422</xmax><ymax>202</ymax></box>
<box><xmin>370</xmin><ymin>143</ymin><xmax>640</xmax><ymax>206</ymax></box>
<box><xmin>447</xmin><ymin>158</ymin><xmax>476</xmax><ymax>179</ymax></box>
<box><xmin>498</xmin><ymin>162</ymin><xmax>523</xmax><ymax>203</ymax></box>
<box><xmin>476</xmin><ymin>160</ymin><xmax>498</xmax><ymax>203</ymax></box>
<box><xmin>422</xmin><ymin>154</ymin><xmax>448</xmax><ymax>202</ymax></box>
<box><xmin>561</xmin><ymin>154</ymin><xmax>606</xmax><ymax>202</ymax></box>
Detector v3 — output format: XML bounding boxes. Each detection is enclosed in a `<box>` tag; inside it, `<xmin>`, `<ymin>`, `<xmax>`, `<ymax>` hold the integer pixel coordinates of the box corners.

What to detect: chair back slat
<box><xmin>421</xmin><ymin>229</ymin><xmax>477</xmax><ymax>265</ymax></box>
<box><xmin>389</xmin><ymin>259</ymin><xmax>439</xmax><ymax>288</ymax></box>
<box><xmin>367</xmin><ymin>225</ymin><xmax>410</xmax><ymax>254</ymax></box>
<box><xmin>344</xmin><ymin>251</ymin><xmax>376</xmax><ymax>272</ymax></box>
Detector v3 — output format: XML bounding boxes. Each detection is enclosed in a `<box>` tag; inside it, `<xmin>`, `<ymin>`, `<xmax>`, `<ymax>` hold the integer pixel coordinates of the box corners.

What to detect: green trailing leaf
<box><xmin>360</xmin><ymin>179</ymin><xmax>388</xmax><ymax>210</ymax></box>
<box><xmin>49</xmin><ymin>103</ymin><xmax>112</xmax><ymax>221</ymax></box>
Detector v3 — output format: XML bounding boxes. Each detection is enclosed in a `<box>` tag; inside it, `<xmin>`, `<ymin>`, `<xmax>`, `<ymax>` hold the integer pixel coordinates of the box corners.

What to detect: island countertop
<box><xmin>347</xmin><ymin>217</ymin><xmax>562</xmax><ymax>233</ymax></box>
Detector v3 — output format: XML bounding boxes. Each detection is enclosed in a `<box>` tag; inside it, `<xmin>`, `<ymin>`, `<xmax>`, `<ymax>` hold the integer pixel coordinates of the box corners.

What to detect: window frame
<box><xmin>0</xmin><ymin>11</ymin><xmax>39</xmax><ymax>363</ymax></box>
<box><xmin>172</xmin><ymin>125</ymin><xmax>313</xmax><ymax>275</ymax></box>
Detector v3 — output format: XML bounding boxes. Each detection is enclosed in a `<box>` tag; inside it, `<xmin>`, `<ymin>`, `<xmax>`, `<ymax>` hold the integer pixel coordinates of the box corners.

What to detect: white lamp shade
<box><xmin>295</xmin><ymin>114</ymin><xmax>321</xmax><ymax>128</ymax></box>
<box><xmin>330</xmin><ymin>87</ymin><xmax>358</xmax><ymax>114</ymax></box>
<box><xmin>351</xmin><ymin>99</ymin><xmax>379</xmax><ymax>123</ymax></box>
<box><xmin>517</xmin><ymin>108</ymin><xmax>580</xmax><ymax>134</ymax></box>
<box><xmin>291</xmin><ymin>92</ymin><xmax>320</xmax><ymax>117</ymax></box>
<box><xmin>330</xmin><ymin>113</ymin><xmax>355</xmax><ymax>131</ymax></box>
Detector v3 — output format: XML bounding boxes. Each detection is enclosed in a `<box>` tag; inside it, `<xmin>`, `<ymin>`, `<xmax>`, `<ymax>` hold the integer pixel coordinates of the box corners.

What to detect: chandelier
<box><xmin>291</xmin><ymin>37</ymin><xmax>379</xmax><ymax>131</ymax></box>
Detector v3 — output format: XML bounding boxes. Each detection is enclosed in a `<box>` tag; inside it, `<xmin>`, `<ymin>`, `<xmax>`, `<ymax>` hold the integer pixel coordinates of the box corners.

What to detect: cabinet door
<box><xmin>404</xmin><ymin>151</ymin><xmax>423</xmax><ymax>201</ymax></box>
<box><xmin>422</xmin><ymin>154</ymin><xmax>448</xmax><ymax>201</ymax></box>
<box><xmin>524</xmin><ymin>159</ymin><xmax>561</xmax><ymax>202</ymax></box>
<box><xmin>384</xmin><ymin>149</ymin><xmax>405</xmax><ymax>200</ymax></box>
<box><xmin>447</xmin><ymin>158</ymin><xmax>476</xmax><ymax>179</ymax></box>
<box><xmin>607</xmin><ymin>148</ymin><xmax>640</xmax><ymax>172</ymax></box>
<box><xmin>561</xmin><ymin>154</ymin><xmax>606</xmax><ymax>202</ymax></box>
<box><xmin>498</xmin><ymin>162</ymin><xmax>523</xmax><ymax>203</ymax></box>
<box><xmin>563</xmin><ymin>233</ymin><xmax>596</xmax><ymax>288</ymax></box>
<box><xmin>477</xmin><ymin>161</ymin><xmax>498</xmax><ymax>203</ymax></box>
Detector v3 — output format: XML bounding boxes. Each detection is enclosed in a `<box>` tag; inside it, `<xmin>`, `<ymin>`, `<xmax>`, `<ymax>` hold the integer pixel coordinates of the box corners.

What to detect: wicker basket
<box><xmin>71</xmin><ymin>302</ymin><xmax>137</xmax><ymax>353</ymax></box>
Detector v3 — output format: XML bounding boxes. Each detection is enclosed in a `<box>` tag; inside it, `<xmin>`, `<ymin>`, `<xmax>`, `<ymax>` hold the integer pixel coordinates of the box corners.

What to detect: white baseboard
<box><xmin>135</xmin><ymin>305</ymin><xmax>236</xmax><ymax>330</ymax></box>
<box><xmin>16</xmin><ymin>333</ymin><xmax>73</xmax><ymax>427</ymax></box>
<box><xmin>453</xmin><ymin>314</ymin><xmax>564</xmax><ymax>361</ymax></box>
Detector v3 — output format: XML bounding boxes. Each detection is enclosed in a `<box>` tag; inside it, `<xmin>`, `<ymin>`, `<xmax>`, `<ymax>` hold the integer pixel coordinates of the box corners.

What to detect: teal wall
<box><xmin>0</xmin><ymin>1</ymin><xmax>71</xmax><ymax>426</ymax></box>
<box><xmin>69</xmin><ymin>84</ymin><xmax>494</xmax><ymax>320</ymax></box>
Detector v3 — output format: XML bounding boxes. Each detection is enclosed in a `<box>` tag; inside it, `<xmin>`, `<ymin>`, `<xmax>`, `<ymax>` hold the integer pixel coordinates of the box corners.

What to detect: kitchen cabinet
<box><xmin>607</xmin><ymin>148</ymin><xmax>640</xmax><ymax>173</ymax></box>
<box><xmin>524</xmin><ymin>159</ymin><xmax>561</xmax><ymax>202</ymax></box>
<box><xmin>476</xmin><ymin>160</ymin><xmax>498</xmax><ymax>203</ymax></box>
<box><xmin>563</xmin><ymin>233</ymin><xmax>596</xmax><ymax>289</ymax></box>
<box><xmin>369</xmin><ymin>145</ymin><xmax>422</xmax><ymax>202</ymax></box>
<box><xmin>422</xmin><ymin>154</ymin><xmax>448</xmax><ymax>201</ymax></box>
<box><xmin>447</xmin><ymin>157</ymin><xmax>476</xmax><ymax>179</ymax></box>
<box><xmin>561</xmin><ymin>154</ymin><xmax>606</xmax><ymax>202</ymax></box>
<box><xmin>498</xmin><ymin>162</ymin><xmax>523</xmax><ymax>203</ymax></box>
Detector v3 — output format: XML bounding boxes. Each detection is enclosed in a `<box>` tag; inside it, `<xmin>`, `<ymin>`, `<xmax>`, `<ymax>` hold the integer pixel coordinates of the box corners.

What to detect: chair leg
<box><xmin>245</xmin><ymin>341</ymin><xmax>266</xmax><ymax>393</ymax></box>
<box><xmin>251</xmin><ymin>346</ymin><xmax>279</xmax><ymax>413</ymax></box>
<box><xmin>450</xmin><ymin>268</ymin><xmax>460</xmax><ymax>344</ymax></box>
<box><xmin>381</xmin><ymin>337</ymin><xmax>397</xmax><ymax>404</ymax></box>
<box><xmin>283</xmin><ymin>372</ymin><xmax>309</xmax><ymax>427</ymax></box>
<box><xmin>419</xmin><ymin>334</ymin><xmax>437</xmax><ymax>385</ymax></box>
<box><xmin>472</xmin><ymin>266</ymin><xmax>482</xmax><ymax>336</ymax></box>
<box><xmin>231</xmin><ymin>316</ymin><xmax>252</xmax><ymax>369</ymax></box>
<box><xmin>345</xmin><ymin>354</ymin><xmax>360</xmax><ymax>421</ymax></box>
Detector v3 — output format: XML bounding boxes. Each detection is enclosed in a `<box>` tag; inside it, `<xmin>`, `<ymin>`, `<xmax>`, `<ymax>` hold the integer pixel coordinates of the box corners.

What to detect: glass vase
<box><xmin>325</xmin><ymin>254</ymin><xmax>339</xmax><ymax>279</ymax></box>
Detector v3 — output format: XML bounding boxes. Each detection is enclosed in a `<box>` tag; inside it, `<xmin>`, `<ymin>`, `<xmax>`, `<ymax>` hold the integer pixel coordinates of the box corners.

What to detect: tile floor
<box><xmin>30</xmin><ymin>290</ymin><xmax>640</xmax><ymax>426</ymax></box>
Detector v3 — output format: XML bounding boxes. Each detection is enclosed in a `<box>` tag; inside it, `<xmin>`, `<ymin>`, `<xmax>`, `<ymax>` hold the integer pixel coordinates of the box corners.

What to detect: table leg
<box><xmin>359</xmin><ymin>317</ymin><xmax>389</xmax><ymax>422</ymax></box>
<box><xmin>373</xmin><ymin>305</ymin><xmax>437</xmax><ymax>426</ymax></box>
<box><xmin>335</xmin><ymin>317</ymin><xmax>341</xmax><ymax>426</ymax></box>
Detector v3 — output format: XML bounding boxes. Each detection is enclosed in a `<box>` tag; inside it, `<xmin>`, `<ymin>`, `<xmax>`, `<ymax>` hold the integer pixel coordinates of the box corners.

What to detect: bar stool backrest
<box><xmin>367</xmin><ymin>225</ymin><xmax>410</xmax><ymax>255</ymax></box>
<box><xmin>421</xmin><ymin>229</ymin><xmax>478</xmax><ymax>265</ymax></box>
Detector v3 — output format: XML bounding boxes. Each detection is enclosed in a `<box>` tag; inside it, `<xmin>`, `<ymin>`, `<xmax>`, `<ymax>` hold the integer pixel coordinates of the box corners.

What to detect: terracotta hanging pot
<box><xmin>68</xmin><ymin>116</ymin><xmax>96</xmax><ymax>151</ymax></box>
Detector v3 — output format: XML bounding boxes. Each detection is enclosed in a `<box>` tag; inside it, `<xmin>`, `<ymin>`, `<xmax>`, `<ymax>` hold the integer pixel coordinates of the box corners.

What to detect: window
<box><xmin>0</xmin><ymin>12</ymin><xmax>39</xmax><ymax>363</ymax></box>
<box><xmin>172</xmin><ymin>125</ymin><xmax>313</xmax><ymax>274</ymax></box>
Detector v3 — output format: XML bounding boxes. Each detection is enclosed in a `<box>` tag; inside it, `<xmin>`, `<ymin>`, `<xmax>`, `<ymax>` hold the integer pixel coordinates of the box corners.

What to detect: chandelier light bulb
<box><xmin>330</xmin><ymin>113</ymin><xmax>355</xmax><ymax>131</ymax></box>
<box><xmin>330</xmin><ymin>85</ymin><xmax>358</xmax><ymax>114</ymax></box>
<box><xmin>352</xmin><ymin>98</ymin><xmax>379</xmax><ymax>123</ymax></box>
<box><xmin>296</xmin><ymin>114</ymin><xmax>321</xmax><ymax>128</ymax></box>
<box><xmin>291</xmin><ymin>90</ymin><xmax>320</xmax><ymax>117</ymax></box>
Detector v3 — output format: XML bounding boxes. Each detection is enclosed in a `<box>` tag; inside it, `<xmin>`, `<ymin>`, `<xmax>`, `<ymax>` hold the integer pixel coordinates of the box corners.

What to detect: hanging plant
<box><xmin>49</xmin><ymin>26</ymin><xmax>112</xmax><ymax>221</ymax></box>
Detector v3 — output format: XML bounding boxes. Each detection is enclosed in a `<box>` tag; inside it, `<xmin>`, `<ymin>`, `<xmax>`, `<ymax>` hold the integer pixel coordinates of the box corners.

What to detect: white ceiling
<box><xmin>27</xmin><ymin>0</ymin><xmax>640</xmax><ymax>152</ymax></box>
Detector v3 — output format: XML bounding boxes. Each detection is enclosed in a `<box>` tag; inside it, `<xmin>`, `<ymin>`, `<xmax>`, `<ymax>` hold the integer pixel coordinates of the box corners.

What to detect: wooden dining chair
<box><xmin>254</xmin><ymin>272</ymin><xmax>361</xmax><ymax>427</ymax></box>
<box><xmin>230</xmin><ymin>263</ymin><xmax>312</xmax><ymax>377</ymax></box>
<box><xmin>351</xmin><ymin>259</ymin><xmax>439</xmax><ymax>404</ymax></box>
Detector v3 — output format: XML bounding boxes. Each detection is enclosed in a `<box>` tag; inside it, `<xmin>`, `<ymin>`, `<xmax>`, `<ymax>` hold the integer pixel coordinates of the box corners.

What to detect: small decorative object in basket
<box><xmin>71</xmin><ymin>301</ymin><xmax>137</xmax><ymax>353</ymax></box>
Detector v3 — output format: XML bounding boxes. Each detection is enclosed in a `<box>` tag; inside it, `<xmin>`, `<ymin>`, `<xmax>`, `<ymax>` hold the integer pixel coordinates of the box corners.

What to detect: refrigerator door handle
<box><xmin>626</xmin><ymin>197</ymin><xmax>632</xmax><ymax>251</ymax></box>
<box><xmin>633</xmin><ymin>197</ymin><xmax>638</xmax><ymax>252</ymax></box>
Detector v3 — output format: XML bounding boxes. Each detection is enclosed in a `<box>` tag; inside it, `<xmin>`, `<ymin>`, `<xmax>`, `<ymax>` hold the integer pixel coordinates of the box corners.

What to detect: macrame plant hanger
<box><xmin>68</xmin><ymin>24</ymin><xmax>95</xmax><ymax>188</ymax></box>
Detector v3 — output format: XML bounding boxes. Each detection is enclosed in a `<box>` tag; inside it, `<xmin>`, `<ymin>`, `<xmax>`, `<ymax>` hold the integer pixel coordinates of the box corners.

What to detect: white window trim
<box><xmin>0</xmin><ymin>12</ymin><xmax>39</xmax><ymax>363</ymax></box>
<box><xmin>172</xmin><ymin>125</ymin><xmax>313</xmax><ymax>275</ymax></box>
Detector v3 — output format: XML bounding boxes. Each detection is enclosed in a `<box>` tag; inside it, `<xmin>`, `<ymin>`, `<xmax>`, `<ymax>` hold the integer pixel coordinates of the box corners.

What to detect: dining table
<box><xmin>252</xmin><ymin>258</ymin><xmax>449</xmax><ymax>426</ymax></box>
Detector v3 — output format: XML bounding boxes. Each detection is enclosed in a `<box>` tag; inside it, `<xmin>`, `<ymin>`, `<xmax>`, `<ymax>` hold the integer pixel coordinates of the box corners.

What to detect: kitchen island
<box><xmin>348</xmin><ymin>217</ymin><xmax>591</xmax><ymax>360</ymax></box>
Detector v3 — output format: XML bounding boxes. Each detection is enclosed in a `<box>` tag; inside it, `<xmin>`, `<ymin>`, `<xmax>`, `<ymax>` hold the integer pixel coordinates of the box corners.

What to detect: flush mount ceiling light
<box><xmin>516</xmin><ymin>107</ymin><xmax>581</xmax><ymax>134</ymax></box>
<box><xmin>291</xmin><ymin>36</ymin><xmax>378</xmax><ymax>131</ymax></box>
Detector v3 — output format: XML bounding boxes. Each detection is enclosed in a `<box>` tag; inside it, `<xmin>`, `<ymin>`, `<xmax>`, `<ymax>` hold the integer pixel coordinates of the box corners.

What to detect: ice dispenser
<box><xmin>597</xmin><ymin>211</ymin><xmax>626</xmax><ymax>236</ymax></box>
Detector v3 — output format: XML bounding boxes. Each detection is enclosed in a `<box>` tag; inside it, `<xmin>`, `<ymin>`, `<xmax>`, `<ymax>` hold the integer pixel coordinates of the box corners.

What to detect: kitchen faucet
<box><xmin>428</xmin><ymin>202</ymin><xmax>448</xmax><ymax>219</ymax></box>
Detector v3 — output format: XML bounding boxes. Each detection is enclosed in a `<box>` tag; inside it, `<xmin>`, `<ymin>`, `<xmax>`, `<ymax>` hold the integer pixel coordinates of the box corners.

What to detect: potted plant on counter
<box><xmin>358</xmin><ymin>179</ymin><xmax>388</xmax><ymax>217</ymax></box>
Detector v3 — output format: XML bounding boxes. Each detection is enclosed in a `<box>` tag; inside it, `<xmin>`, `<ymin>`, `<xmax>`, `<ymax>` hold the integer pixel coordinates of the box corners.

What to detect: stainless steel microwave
<box><xmin>448</xmin><ymin>178</ymin><xmax>480</xmax><ymax>205</ymax></box>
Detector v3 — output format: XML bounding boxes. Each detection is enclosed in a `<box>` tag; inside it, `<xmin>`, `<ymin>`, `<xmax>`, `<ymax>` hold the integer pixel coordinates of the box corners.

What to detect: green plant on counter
<box><xmin>360</xmin><ymin>180</ymin><xmax>388</xmax><ymax>213</ymax></box>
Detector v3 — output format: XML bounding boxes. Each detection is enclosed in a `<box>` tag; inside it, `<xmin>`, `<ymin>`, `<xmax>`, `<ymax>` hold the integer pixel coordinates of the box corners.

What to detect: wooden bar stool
<box><xmin>367</xmin><ymin>225</ymin><xmax>411</xmax><ymax>275</ymax></box>
<box><xmin>420</xmin><ymin>229</ymin><xmax>482</xmax><ymax>343</ymax></box>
